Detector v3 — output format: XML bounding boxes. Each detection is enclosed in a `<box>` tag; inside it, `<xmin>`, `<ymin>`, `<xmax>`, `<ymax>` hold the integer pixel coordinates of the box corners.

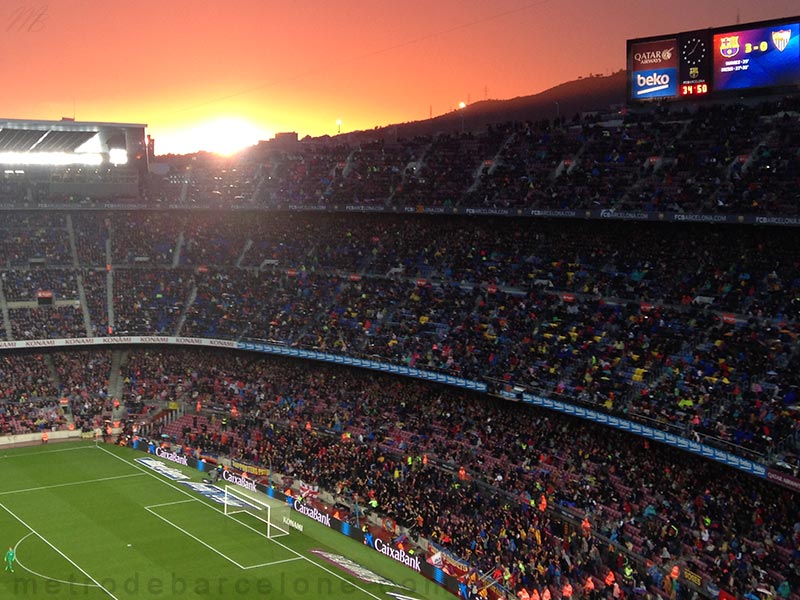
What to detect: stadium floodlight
<box><xmin>223</xmin><ymin>485</ymin><xmax>291</xmax><ymax>539</ymax></box>
<box><xmin>0</xmin><ymin>151</ymin><xmax>103</xmax><ymax>166</ymax></box>
<box><xmin>109</xmin><ymin>148</ymin><xmax>128</xmax><ymax>165</ymax></box>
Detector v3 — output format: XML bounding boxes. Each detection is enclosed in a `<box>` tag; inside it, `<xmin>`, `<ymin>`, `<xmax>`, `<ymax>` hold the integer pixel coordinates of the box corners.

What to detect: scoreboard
<box><xmin>627</xmin><ymin>16</ymin><xmax>800</xmax><ymax>102</ymax></box>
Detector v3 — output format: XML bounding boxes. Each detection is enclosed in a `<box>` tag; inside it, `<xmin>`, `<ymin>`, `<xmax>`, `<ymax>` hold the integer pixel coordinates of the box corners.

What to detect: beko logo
<box><xmin>636</xmin><ymin>72</ymin><xmax>671</xmax><ymax>95</ymax></box>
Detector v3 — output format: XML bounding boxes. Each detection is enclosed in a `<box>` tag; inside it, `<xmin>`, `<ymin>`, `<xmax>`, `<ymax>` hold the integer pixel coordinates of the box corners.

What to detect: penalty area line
<box><xmin>0</xmin><ymin>502</ymin><xmax>119</xmax><ymax>600</ymax></box>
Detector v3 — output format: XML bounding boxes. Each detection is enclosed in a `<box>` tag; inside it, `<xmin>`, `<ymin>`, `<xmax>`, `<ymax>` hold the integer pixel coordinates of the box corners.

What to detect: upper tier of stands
<box><xmin>3</xmin><ymin>98</ymin><xmax>799</xmax><ymax>218</ymax></box>
<box><xmin>0</xmin><ymin>210</ymin><xmax>794</xmax><ymax>474</ymax></box>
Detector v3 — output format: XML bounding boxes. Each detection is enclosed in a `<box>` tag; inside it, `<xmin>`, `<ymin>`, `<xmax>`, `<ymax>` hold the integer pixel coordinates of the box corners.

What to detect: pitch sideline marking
<box><xmin>13</xmin><ymin>532</ymin><xmax>98</xmax><ymax>588</ymax></box>
<box><xmin>241</xmin><ymin>556</ymin><xmax>304</xmax><ymax>569</ymax></box>
<box><xmin>0</xmin><ymin>444</ymin><xmax>95</xmax><ymax>460</ymax></box>
<box><xmin>0</xmin><ymin>502</ymin><xmax>120</xmax><ymax>600</ymax></box>
<box><xmin>0</xmin><ymin>472</ymin><xmax>145</xmax><ymax>497</ymax></box>
<box><xmin>99</xmin><ymin>446</ymin><xmax>384</xmax><ymax>600</ymax></box>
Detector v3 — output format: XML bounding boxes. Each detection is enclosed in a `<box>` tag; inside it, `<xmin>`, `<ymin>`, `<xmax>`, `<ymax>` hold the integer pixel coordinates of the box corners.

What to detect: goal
<box><xmin>223</xmin><ymin>485</ymin><xmax>291</xmax><ymax>539</ymax></box>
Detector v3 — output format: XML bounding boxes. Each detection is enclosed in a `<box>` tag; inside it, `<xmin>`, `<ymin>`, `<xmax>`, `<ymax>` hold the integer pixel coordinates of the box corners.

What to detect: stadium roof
<box><xmin>0</xmin><ymin>119</ymin><xmax>146</xmax><ymax>166</ymax></box>
<box><xmin>0</xmin><ymin>118</ymin><xmax>146</xmax><ymax>153</ymax></box>
<box><xmin>0</xmin><ymin>128</ymin><xmax>96</xmax><ymax>153</ymax></box>
<box><xmin>0</xmin><ymin>118</ymin><xmax>147</xmax><ymax>130</ymax></box>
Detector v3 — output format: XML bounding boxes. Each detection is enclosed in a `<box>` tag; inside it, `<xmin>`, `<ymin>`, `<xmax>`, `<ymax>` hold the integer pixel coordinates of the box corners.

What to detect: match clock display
<box><xmin>681</xmin><ymin>36</ymin><xmax>707</xmax><ymax>66</ymax></box>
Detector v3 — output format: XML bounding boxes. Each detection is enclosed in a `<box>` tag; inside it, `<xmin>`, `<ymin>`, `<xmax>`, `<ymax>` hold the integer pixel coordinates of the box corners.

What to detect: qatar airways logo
<box><xmin>221</xmin><ymin>469</ymin><xmax>258</xmax><ymax>493</ymax></box>
<box><xmin>633</xmin><ymin>46</ymin><xmax>673</xmax><ymax>64</ymax></box>
<box><xmin>632</xmin><ymin>40</ymin><xmax>677</xmax><ymax>69</ymax></box>
<box><xmin>154</xmin><ymin>447</ymin><xmax>189</xmax><ymax>466</ymax></box>
<box><xmin>373</xmin><ymin>538</ymin><xmax>421</xmax><ymax>572</ymax></box>
<box><xmin>291</xmin><ymin>499</ymin><xmax>331</xmax><ymax>527</ymax></box>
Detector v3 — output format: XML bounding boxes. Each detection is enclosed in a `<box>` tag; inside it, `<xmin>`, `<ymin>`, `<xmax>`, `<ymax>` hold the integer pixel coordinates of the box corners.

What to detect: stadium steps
<box><xmin>104</xmin><ymin>228</ymin><xmax>113</xmax><ymax>266</ymax></box>
<box><xmin>41</xmin><ymin>354</ymin><xmax>76</xmax><ymax>425</ymax></box>
<box><xmin>250</xmin><ymin>169</ymin><xmax>266</xmax><ymax>203</ymax></box>
<box><xmin>108</xmin><ymin>350</ymin><xmax>126</xmax><ymax>402</ymax></box>
<box><xmin>106</xmin><ymin>266</ymin><xmax>115</xmax><ymax>331</ymax></box>
<box><xmin>235</xmin><ymin>239</ymin><xmax>252</xmax><ymax>268</ymax></box>
<box><xmin>75</xmin><ymin>273</ymin><xmax>93</xmax><ymax>337</ymax></box>
<box><xmin>65</xmin><ymin>213</ymin><xmax>79</xmax><ymax>267</ymax></box>
<box><xmin>174</xmin><ymin>283</ymin><xmax>198</xmax><ymax>336</ymax></box>
<box><xmin>0</xmin><ymin>277</ymin><xmax>11</xmax><ymax>340</ymax></box>
<box><xmin>42</xmin><ymin>353</ymin><xmax>60</xmax><ymax>390</ymax></box>
<box><xmin>179</xmin><ymin>177</ymin><xmax>189</xmax><ymax>204</ymax></box>
<box><xmin>172</xmin><ymin>231</ymin><xmax>184</xmax><ymax>268</ymax></box>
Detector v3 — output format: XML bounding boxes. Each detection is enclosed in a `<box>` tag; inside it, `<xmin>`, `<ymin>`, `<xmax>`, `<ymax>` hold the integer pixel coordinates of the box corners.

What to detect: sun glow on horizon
<box><xmin>156</xmin><ymin>117</ymin><xmax>272</xmax><ymax>156</ymax></box>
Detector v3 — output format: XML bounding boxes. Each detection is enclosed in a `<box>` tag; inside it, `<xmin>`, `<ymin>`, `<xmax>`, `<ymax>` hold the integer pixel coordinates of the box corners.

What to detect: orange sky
<box><xmin>1</xmin><ymin>0</ymin><xmax>796</xmax><ymax>154</ymax></box>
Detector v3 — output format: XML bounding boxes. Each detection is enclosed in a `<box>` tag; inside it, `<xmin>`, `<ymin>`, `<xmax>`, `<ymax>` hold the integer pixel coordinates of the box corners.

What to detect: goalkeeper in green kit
<box><xmin>5</xmin><ymin>546</ymin><xmax>14</xmax><ymax>573</ymax></box>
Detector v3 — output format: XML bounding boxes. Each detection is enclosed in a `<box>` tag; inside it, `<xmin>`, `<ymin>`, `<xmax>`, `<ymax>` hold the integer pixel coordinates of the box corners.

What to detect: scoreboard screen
<box><xmin>714</xmin><ymin>22</ymin><xmax>800</xmax><ymax>90</ymax></box>
<box><xmin>628</xmin><ymin>16</ymin><xmax>800</xmax><ymax>103</ymax></box>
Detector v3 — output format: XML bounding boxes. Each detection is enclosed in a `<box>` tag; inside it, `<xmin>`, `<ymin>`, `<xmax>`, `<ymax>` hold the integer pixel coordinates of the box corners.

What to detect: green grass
<box><xmin>0</xmin><ymin>442</ymin><xmax>454</xmax><ymax>599</ymax></box>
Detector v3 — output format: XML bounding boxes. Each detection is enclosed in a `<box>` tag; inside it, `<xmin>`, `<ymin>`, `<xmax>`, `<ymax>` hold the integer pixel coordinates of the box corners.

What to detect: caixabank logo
<box><xmin>632</xmin><ymin>68</ymin><xmax>678</xmax><ymax>98</ymax></box>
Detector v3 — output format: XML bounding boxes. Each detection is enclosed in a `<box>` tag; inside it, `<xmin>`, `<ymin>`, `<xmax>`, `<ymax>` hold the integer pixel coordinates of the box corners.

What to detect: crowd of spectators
<box><xmin>137</xmin><ymin>97</ymin><xmax>798</xmax><ymax>216</ymax></box>
<box><xmin>51</xmin><ymin>350</ymin><xmax>113</xmax><ymax>431</ymax></box>
<box><xmin>9</xmin><ymin>306</ymin><xmax>86</xmax><ymax>340</ymax></box>
<box><xmin>0</xmin><ymin>99</ymin><xmax>798</xmax><ymax>216</ymax></box>
<box><xmin>110</xmin><ymin>212</ymin><xmax>182</xmax><ymax>265</ymax></box>
<box><xmin>81</xmin><ymin>268</ymin><xmax>109</xmax><ymax>336</ymax></box>
<box><xmin>1</xmin><ymin>268</ymin><xmax>79</xmax><ymax>301</ymax></box>
<box><xmin>0</xmin><ymin>212</ymin><xmax>72</xmax><ymax>266</ymax></box>
<box><xmin>111</xmin><ymin>268</ymin><xmax>192</xmax><ymax>335</ymax></box>
<box><xmin>112</xmin><ymin>348</ymin><xmax>798</xmax><ymax>600</ymax></box>
<box><xmin>0</xmin><ymin>354</ymin><xmax>64</xmax><ymax>434</ymax></box>
<box><xmin>0</xmin><ymin>353</ymin><xmax>57</xmax><ymax>401</ymax></box>
<box><xmin>0</xmin><ymin>213</ymin><xmax>794</xmax><ymax>468</ymax></box>
<box><xmin>72</xmin><ymin>212</ymin><xmax>109</xmax><ymax>267</ymax></box>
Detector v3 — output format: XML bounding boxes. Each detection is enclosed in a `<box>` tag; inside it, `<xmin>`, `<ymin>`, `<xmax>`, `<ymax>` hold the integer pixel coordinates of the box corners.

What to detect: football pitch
<box><xmin>0</xmin><ymin>442</ymin><xmax>454</xmax><ymax>599</ymax></box>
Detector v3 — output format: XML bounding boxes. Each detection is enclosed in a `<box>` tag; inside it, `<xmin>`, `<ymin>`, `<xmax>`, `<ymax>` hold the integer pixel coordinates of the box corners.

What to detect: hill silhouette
<box><xmin>345</xmin><ymin>70</ymin><xmax>627</xmax><ymax>141</ymax></box>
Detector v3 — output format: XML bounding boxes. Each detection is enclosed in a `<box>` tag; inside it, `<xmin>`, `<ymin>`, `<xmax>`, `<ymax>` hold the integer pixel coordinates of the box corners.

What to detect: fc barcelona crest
<box><xmin>719</xmin><ymin>36</ymin><xmax>740</xmax><ymax>58</ymax></box>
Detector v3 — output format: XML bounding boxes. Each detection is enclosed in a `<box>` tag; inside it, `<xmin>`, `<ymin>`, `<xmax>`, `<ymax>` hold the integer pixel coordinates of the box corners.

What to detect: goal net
<box><xmin>223</xmin><ymin>485</ymin><xmax>291</xmax><ymax>539</ymax></box>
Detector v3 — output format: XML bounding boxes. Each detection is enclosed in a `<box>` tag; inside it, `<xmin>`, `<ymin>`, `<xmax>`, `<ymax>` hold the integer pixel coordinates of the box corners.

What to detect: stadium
<box><xmin>0</xmin><ymin>10</ymin><xmax>798</xmax><ymax>600</ymax></box>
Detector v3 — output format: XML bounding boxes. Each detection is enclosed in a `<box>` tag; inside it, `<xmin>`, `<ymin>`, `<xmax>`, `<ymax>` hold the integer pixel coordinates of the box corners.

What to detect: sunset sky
<box><xmin>1</xmin><ymin>0</ymin><xmax>796</xmax><ymax>154</ymax></box>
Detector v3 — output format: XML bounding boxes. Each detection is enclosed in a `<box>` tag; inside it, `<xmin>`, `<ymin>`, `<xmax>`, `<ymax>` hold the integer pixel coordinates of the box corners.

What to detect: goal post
<box><xmin>223</xmin><ymin>485</ymin><xmax>291</xmax><ymax>539</ymax></box>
